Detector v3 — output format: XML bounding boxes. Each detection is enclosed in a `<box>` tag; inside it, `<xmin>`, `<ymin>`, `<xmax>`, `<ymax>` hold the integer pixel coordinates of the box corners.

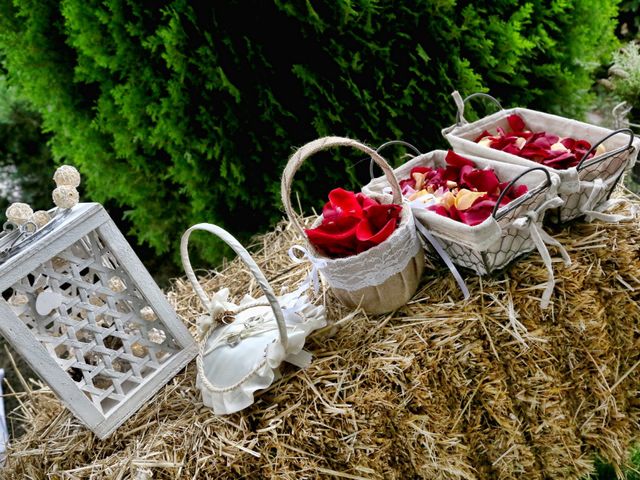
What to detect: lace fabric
<box><xmin>311</xmin><ymin>205</ymin><xmax>422</xmax><ymax>291</ymax></box>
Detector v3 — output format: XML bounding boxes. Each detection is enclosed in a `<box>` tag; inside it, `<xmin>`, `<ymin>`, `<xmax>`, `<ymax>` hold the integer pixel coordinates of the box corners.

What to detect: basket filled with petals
<box><xmin>443</xmin><ymin>91</ymin><xmax>640</xmax><ymax>224</ymax></box>
<box><xmin>281</xmin><ymin>136</ymin><xmax>424</xmax><ymax>314</ymax></box>
<box><xmin>363</xmin><ymin>148</ymin><xmax>567</xmax><ymax>308</ymax></box>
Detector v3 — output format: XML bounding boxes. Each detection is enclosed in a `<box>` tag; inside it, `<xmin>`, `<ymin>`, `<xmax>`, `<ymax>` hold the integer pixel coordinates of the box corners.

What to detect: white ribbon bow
<box><xmin>288</xmin><ymin>245</ymin><xmax>328</xmax><ymax>295</ymax></box>
<box><xmin>513</xmin><ymin>196</ymin><xmax>571</xmax><ymax>309</ymax></box>
<box><xmin>196</xmin><ymin>288</ymin><xmax>238</xmax><ymax>338</ymax></box>
<box><xmin>581</xmin><ymin>178</ymin><xmax>636</xmax><ymax>223</ymax></box>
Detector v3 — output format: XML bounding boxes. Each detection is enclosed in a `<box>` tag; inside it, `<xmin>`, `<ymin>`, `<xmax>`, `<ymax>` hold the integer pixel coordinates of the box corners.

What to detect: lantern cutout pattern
<box><xmin>0</xmin><ymin>168</ymin><xmax>197</xmax><ymax>439</ymax></box>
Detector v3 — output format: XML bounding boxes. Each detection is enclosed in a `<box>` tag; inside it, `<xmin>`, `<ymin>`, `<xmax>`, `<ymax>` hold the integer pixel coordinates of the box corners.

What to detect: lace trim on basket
<box><xmin>319</xmin><ymin>211</ymin><xmax>422</xmax><ymax>291</ymax></box>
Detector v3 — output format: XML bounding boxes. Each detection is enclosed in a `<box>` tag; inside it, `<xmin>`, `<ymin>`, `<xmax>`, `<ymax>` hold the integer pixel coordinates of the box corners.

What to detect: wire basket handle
<box><xmin>369</xmin><ymin>140</ymin><xmax>422</xmax><ymax>180</ymax></box>
<box><xmin>492</xmin><ymin>167</ymin><xmax>552</xmax><ymax>218</ymax></box>
<box><xmin>181</xmin><ymin>223</ymin><xmax>288</xmax><ymax>350</ymax></box>
<box><xmin>281</xmin><ymin>136</ymin><xmax>403</xmax><ymax>238</ymax></box>
<box><xmin>577</xmin><ymin>128</ymin><xmax>635</xmax><ymax>171</ymax></box>
<box><xmin>453</xmin><ymin>91</ymin><xmax>504</xmax><ymax>126</ymax></box>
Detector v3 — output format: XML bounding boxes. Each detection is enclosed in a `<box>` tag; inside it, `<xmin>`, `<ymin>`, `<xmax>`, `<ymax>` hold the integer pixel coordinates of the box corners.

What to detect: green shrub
<box><xmin>0</xmin><ymin>0</ymin><xmax>620</xmax><ymax>265</ymax></box>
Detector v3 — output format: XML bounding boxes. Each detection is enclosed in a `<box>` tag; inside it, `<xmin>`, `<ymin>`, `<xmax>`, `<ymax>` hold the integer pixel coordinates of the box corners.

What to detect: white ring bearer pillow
<box><xmin>181</xmin><ymin>223</ymin><xmax>327</xmax><ymax>415</ymax></box>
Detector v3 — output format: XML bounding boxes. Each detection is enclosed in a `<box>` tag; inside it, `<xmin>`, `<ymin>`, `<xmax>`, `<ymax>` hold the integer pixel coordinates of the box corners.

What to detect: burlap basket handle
<box><xmin>455</xmin><ymin>91</ymin><xmax>504</xmax><ymax>126</ymax></box>
<box><xmin>368</xmin><ymin>140</ymin><xmax>422</xmax><ymax>180</ymax></box>
<box><xmin>577</xmin><ymin>128</ymin><xmax>635</xmax><ymax>171</ymax></box>
<box><xmin>492</xmin><ymin>167</ymin><xmax>553</xmax><ymax>218</ymax></box>
<box><xmin>281</xmin><ymin>136</ymin><xmax>403</xmax><ymax>238</ymax></box>
<box><xmin>181</xmin><ymin>223</ymin><xmax>288</xmax><ymax>350</ymax></box>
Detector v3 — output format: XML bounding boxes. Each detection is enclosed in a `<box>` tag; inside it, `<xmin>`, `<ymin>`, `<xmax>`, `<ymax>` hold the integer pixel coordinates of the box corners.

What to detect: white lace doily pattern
<box><xmin>315</xmin><ymin>205</ymin><xmax>421</xmax><ymax>291</ymax></box>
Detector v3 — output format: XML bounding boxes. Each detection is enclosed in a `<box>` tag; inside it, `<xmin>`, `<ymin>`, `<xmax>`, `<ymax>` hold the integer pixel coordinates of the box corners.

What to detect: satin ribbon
<box><xmin>581</xmin><ymin>178</ymin><xmax>636</xmax><ymax>223</ymax></box>
<box><xmin>385</xmin><ymin>186</ymin><xmax>470</xmax><ymax>299</ymax></box>
<box><xmin>201</xmin><ymin>294</ymin><xmax>314</xmax><ymax>368</ymax></box>
<box><xmin>288</xmin><ymin>245</ymin><xmax>328</xmax><ymax>294</ymax></box>
<box><xmin>513</xmin><ymin>197</ymin><xmax>571</xmax><ymax>309</ymax></box>
<box><xmin>413</xmin><ymin>221</ymin><xmax>470</xmax><ymax>300</ymax></box>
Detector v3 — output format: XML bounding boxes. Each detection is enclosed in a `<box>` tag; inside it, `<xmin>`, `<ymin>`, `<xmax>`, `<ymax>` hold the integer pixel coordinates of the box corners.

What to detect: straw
<box><xmin>2</xmin><ymin>198</ymin><xmax>640</xmax><ymax>479</ymax></box>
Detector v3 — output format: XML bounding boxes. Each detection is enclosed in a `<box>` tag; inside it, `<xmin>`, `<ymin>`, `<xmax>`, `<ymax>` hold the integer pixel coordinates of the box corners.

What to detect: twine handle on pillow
<box><xmin>454</xmin><ymin>91</ymin><xmax>504</xmax><ymax>126</ymax></box>
<box><xmin>492</xmin><ymin>167</ymin><xmax>553</xmax><ymax>218</ymax></box>
<box><xmin>181</xmin><ymin>223</ymin><xmax>288</xmax><ymax>351</ymax></box>
<box><xmin>281</xmin><ymin>136</ymin><xmax>403</xmax><ymax>238</ymax></box>
<box><xmin>577</xmin><ymin>128</ymin><xmax>634</xmax><ymax>171</ymax></box>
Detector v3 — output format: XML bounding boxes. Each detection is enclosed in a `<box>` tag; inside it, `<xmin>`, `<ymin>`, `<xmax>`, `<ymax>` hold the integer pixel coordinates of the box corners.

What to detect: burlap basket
<box><xmin>443</xmin><ymin>91</ymin><xmax>640</xmax><ymax>223</ymax></box>
<box><xmin>363</xmin><ymin>149</ymin><xmax>567</xmax><ymax>308</ymax></box>
<box><xmin>281</xmin><ymin>136</ymin><xmax>425</xmax><ymax>314</ymax></box>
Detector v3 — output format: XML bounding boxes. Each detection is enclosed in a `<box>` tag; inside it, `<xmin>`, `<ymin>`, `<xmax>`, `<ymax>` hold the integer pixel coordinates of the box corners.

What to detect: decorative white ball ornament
<box><xmin>30</xmin><ymin>210</ymin><xmax>51</xmax><ymax>228</ymax></box>
<box><xmin>52</xmin><ymin>186</ymin><xmax>79</xmax><ymax>209</ymax></box>
<box><xmin>53</xmin><ymin>165</ymin><xmax>81</xmax><ymax>188</ymax></box>
<box><xmin>6</xmin><ymin>203</ymin><xmax>34</xmax><ymax>225</ymax></box>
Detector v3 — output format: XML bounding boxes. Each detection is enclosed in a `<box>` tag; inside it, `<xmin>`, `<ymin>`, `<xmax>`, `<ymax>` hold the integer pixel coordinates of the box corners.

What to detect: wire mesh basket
<box><xmin>443</xmin><ymin>92</ymin><xmax>640</xmax><ymax>224</ymax></box>
<box><xmin>364</xmin><ymin>149</ymin><xmax>562</xmax><ymax>275</ymax></box>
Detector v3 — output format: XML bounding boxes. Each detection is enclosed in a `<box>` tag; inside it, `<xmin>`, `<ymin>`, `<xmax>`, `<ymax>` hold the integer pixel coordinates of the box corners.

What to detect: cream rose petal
<box><xmin>439</xmin><ymin>191</ymin><xmax>456</xmax><ymax>209</ymax></box>
<box><xmin>478</xmin><ymin>137</ymin><xmax>493</xmax><ymax>148</ymax></box>
<box><xmin>455</xmin><ymin>189</ymin><xmax>487</xmax><ymax>211</ymax></box>
<box><xmin>550</xmin><ymin>142</ymin><xmax>569</xmax><ymax>152</ymax></box>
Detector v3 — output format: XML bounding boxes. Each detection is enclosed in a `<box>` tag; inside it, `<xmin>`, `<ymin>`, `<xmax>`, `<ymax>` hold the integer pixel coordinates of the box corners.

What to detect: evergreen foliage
<box><xmin>0</xmin><ymin>0</ymin><xmax>620</xmax><ymax>264</ymax></box>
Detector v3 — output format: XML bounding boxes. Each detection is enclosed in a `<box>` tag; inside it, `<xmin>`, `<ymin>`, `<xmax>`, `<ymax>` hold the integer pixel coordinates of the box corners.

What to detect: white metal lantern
<box><xmin>0</xmin><ymin>203</ymin><xmax>197</xmax><ymax>439</ymax></box>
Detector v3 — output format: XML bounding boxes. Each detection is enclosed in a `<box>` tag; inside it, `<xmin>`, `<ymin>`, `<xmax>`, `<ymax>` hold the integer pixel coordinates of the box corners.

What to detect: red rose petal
<box><xmin>323</xmin><ymin>188</ymin><xmax>363</xmax><ymax>221</ymax></box>
<box><xmin>507</xmin><ymin>114</ymin><xmax>526</xmax><ymax>132</ymax></box>
<box><xmin>445</xmin><ymin>150</ymin><xmax>476</xmax><ymax>168</ymax></box>
<box><xmin>474</xmin><ymin>130</ymin><xmax>494</xmax><ymax>142</ymax></box>
<box><xmin>356</xmin><ymin>192</ymin><xmax>379</xmax><ymax>210</ymax></box>
<box><xmin>356</xmin><ymin>216</ymin><xmax>398</xmax><ymax>248</ymax></box>
<box><xmin>463</xmin><ymin>168</ymin><xmax>500</xmax><ymax>193</ymax></box>
<box><xmin>361</xmin><ymin>204</ymin><xmax>401</xmax><ymax>230</ymax></box>
<box><xmin>458</xmin><ymin>198</ymin><xmax>496</xmax><ymax>226</ymax></box>
<box><xmin>305</xmin><ymin>216</ymin><xmax>360</xmax><ymax>258</ymax></box>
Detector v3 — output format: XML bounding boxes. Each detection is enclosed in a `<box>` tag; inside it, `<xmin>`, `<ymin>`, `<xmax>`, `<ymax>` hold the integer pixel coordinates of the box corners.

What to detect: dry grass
<box><xmin>2</xmin><ymin>201</ymin><xmax>640</xmax><ymax>479</ymax></box>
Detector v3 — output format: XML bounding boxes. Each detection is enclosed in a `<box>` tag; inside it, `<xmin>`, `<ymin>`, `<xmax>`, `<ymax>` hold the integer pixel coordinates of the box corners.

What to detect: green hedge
<box><xmin>0</xmin><ymin>0</ymin><xmax>620</xmax><ymax>265</ymax></box>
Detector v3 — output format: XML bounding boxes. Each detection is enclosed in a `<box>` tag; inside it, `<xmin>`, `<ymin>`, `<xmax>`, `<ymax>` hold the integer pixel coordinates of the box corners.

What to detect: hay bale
<box><xmin>2</xmin><ymin>198</ymin><xmax>640</xmax><ymax>479</ymax></box>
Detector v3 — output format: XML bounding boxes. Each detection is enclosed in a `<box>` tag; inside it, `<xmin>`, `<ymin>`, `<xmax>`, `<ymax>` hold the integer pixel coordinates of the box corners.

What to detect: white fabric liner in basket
<box><xmin>281</xmin><ymin>136</ymin><xmax>424</xmax><ymax>315</ymax></box>
<box><xmin>443</xmin><ymin>91</ymin><xmax>640</xmax><ymax>223</ymax></box>
<box><xmin>181</xmin><ymin>224</ymin><xmax>326</xmax><ymax>415</ymax></box>
<box><xmin>363</xmin><ymin>150</ymin><xmax>569</xmax><ymax>308</ymax></box>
